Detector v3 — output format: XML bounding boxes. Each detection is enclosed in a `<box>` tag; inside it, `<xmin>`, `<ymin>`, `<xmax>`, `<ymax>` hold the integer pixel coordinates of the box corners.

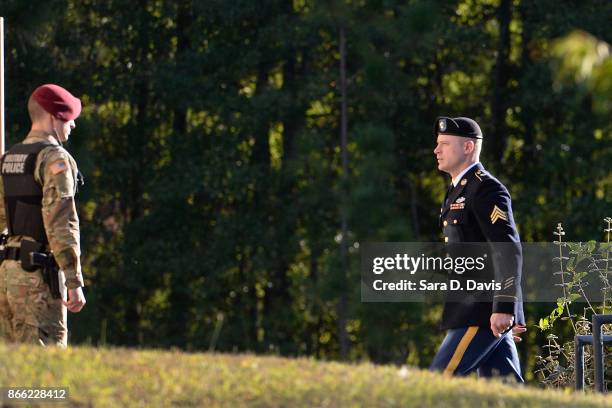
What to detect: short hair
<box><xmin>27</xmin><ymin>95</ymin><xmax>49</xmax><ymax>123</ymax></box>
<box><xmin>474</xmin><ymin>138</ymin><xmax>482</xmax><ymax>158</ymax></box>
<box><xmin>463</xmin><ymin>138</ymin><xmax>482</xmax><ymax>160</ymax></box>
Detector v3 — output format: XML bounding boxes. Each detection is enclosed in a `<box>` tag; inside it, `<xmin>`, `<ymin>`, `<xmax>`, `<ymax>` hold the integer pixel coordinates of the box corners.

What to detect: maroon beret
<box><xmin>31</xmin><ymin>84</ymin><xmax>82</xmax><ymax>121</ymax></box>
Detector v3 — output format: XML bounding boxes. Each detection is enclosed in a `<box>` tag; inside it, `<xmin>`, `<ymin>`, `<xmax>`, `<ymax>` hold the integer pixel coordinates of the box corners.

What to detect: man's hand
<box><xmin>511</xmin><ymin>324</ymin><xmax>527</xmax><ymax>343</ymax></box>
<box><xmin>63</xmin><ymin>287</ymin><xmax>86</xmax><ymax>313</ymax></box>
<box><xmin>490</xmin><ymin>313</ymin><xmax>514</xmax><ymax>338</ymax></box>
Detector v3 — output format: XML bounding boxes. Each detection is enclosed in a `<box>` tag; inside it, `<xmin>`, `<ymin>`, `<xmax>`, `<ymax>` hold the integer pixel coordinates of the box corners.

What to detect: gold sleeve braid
<box><xmin>35</xmin><ymin>146</ymin><xmax>83</xmax><ymax>289</ymax></box>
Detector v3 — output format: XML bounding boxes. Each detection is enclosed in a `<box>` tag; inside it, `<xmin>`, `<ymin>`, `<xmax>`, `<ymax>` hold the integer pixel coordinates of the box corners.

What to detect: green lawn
<box><xmin>0</xmin><ymin>342</ymin><xmax>609</xmax><ymax>407</ymax></box>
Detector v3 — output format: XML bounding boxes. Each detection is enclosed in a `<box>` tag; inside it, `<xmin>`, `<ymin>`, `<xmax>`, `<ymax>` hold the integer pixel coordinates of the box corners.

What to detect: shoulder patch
<box><xmin>49</xmin><ymin>160</ymin><xmax>69</xmax><ymax>175</ymax></box>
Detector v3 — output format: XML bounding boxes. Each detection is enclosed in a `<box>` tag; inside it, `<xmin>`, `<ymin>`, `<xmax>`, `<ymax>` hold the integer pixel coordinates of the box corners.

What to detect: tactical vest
<box><xmin>1</xmin><ymin>142</ymin><xmax>54</xmax><ymax>243</ymax></box>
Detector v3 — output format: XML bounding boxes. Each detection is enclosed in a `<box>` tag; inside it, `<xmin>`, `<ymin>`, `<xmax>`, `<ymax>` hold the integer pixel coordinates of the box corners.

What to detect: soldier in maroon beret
<box><xmin>0</xmin><ymin>84</ymin><xmax>86</xmax><ymax>347</ymax></box>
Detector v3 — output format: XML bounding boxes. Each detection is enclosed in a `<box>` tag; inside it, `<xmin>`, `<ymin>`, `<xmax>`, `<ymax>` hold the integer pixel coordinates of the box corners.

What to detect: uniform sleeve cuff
<box><xmin>493</xmin><ymin>300</ymin><xmax>515</xmax><ymax>315</ymax></box>
<box><xmin>64</xmin><ymin>277</ymin><xmax>83</xmax><ymax>289</ymax></box>
<box><xmin>62</xmin><ymin>265</ymin><xmax>84</xmax><ymax>288</ymax></box>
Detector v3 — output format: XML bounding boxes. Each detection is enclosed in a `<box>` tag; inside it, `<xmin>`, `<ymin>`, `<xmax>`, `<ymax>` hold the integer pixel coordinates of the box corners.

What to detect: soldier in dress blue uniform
<box><xmin>429</xmin><ymin>116</ymin><xmax>526</xmax><ymax>381</ymax></box>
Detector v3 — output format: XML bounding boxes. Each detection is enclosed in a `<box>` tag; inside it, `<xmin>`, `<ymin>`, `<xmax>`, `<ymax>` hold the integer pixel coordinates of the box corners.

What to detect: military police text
<box><xmin>2</xmin><ymin>154</ymin><xmax>29</xmax><ymax>174</ymax></box>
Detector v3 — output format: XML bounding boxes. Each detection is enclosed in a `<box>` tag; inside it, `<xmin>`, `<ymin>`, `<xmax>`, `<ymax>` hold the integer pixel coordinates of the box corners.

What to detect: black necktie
<box><xmin>444</xmin><ymin>183</ymin><xmax>455</xmax><ymax>206</ymax></box>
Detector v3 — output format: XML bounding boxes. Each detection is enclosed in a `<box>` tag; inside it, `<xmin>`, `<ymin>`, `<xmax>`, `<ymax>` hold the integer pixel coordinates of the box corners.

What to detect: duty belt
<box><xmin>1</xmin><ymin>246</ymin><xmax>21</xmax><ymax>261</ymax></box>
<box><xmin>0</xmin><ymin>241</ymin><xmax>62</xmax><ymax>299</ymax></box>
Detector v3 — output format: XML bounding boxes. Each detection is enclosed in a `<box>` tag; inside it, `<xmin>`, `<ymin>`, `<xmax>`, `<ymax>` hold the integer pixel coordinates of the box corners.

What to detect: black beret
<box><xmin>434</xmin><ymin>116</ymin><xmax>483</xmax><ymax>139</ymax></box>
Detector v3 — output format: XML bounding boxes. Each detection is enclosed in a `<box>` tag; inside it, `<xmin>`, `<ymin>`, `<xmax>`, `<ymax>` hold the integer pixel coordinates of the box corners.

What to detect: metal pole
<box><xmin>593</xmin><ymin>315</ymin><xmax>603</xmax><ymax>392</ymax></box>
<box><xmin>592</xmin><ymin>314</ymin><xmax>612</xmax><ymax>392</ymax></box>
<box><xmin>1</xmin><ymin>17</ymin><xmax>5</xmax><ymax>155</ymax></box>
<box><xmin>574</xmin><ymin>334</ymin><xmax>612</xmax><ymax>391</ymax></box>
<box><xmin>575</xmin><ymin>335</ymin><xmax>587</xmax><ymax>390</ymax></box>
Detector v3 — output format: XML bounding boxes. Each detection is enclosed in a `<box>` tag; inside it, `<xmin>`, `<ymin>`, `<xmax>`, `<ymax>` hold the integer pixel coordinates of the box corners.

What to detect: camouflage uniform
<box><xmin>0</xmin><ymin>130</ymin><xmax>83</xmax><ymax>347</ymax></box>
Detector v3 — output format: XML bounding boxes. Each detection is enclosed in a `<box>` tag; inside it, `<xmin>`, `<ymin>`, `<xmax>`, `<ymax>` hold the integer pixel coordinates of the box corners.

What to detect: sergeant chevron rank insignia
<box><xmin>490</xmin><ymin>205</ymin><xmax>508</xmax><ymax>224</ymax></box>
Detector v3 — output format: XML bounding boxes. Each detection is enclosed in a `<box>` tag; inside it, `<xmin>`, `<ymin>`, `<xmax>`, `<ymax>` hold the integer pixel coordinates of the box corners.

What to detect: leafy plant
<box><xmin>536</xmin><ymin>217</ymin><xmax>612</xmax><ymax>389</ymax></box>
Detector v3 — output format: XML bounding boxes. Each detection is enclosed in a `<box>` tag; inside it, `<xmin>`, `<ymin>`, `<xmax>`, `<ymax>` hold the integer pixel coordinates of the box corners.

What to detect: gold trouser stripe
<box><xmin>443</xmin><ymin>326</ymin><xmax>479</xmax><ymax>376</ymax></box>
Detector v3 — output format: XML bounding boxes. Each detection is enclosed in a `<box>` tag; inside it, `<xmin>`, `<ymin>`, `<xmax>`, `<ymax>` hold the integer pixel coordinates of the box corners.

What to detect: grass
<box><xmin>0</xmin><ymin>342</ymin><xmax>610</xmax><ymax>407</ymax></box>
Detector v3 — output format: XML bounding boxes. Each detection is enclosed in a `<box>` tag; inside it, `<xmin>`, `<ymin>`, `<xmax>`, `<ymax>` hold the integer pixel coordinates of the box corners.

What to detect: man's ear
<box><xmin>464</xmin><ymin>140</ymin><xmax>475</xmax><ymax>154</ymax></box>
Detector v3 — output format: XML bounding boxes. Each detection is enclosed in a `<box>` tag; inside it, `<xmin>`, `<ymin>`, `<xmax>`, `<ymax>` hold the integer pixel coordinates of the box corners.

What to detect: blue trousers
<box><xmin>430</xmin><ymin>326</ymin><xmax>524</xmax><ymax>382</ymax></box>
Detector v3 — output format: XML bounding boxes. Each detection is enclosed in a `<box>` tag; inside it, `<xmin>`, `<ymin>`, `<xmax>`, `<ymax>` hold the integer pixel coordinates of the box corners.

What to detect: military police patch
<box><xmin>1</xmin><ymin>154</ymin><xmax>29</xmax><ymax>174</ymax></box>
<box><xmin>438</xmin><ymin>118</ymin><xmax>447</xmax><ymax>132</ymax></box>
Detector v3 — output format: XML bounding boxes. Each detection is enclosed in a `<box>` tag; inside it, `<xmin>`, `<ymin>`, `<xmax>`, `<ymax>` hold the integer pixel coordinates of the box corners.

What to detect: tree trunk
<box><xmin>337</xmin><ymin>24</ymin><xmax>349</xmax><ymax>360</ymax></box>
<box><xmin>519</xmin><ymin>1</ymin><xmax>535</xmax><ymax>160</ymax></box>
<box><xmin>490</xmin><ymin>0</ymin><xmax>512</xmax><ymax>162</ymax></box>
